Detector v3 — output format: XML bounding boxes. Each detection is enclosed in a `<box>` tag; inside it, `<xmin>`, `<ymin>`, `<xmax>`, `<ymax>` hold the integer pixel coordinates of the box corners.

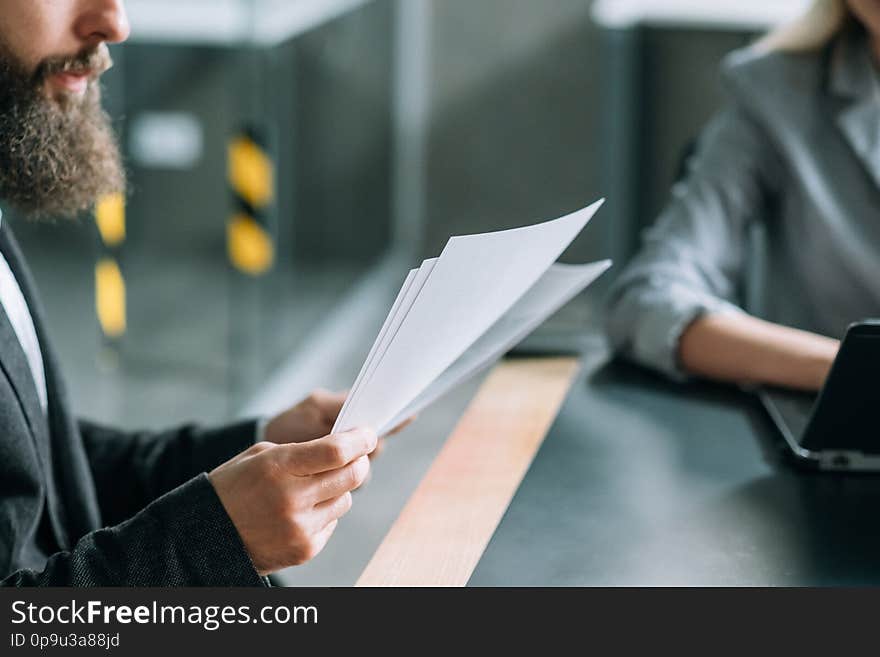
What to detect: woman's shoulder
<box><xmin>716</xmin><ymin>41</ymin><xmax>832</xmax><ymax>141</ymax></box>
<box><xmin>720</xmin><ymin>43</ymin><xmax>828</xmax><ymax>104</ymax></box>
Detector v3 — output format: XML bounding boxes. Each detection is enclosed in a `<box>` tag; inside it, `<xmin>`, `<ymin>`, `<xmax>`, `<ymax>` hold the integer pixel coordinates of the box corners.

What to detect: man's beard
<box><xmin>0</xmin><ymin>44</ymin><xmax>125</xmax><ymax>220</ymax></box>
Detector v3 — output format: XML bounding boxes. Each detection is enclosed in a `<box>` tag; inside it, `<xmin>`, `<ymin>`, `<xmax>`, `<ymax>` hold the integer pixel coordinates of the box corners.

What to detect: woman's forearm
<box><xmin>678</xmin><ymin>313</ymin><xmax>839</xmax><ymax>391</ymax></box>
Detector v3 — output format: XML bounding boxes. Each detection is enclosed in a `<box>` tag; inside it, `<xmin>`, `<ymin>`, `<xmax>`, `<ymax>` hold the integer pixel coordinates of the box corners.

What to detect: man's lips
<box><xmin>47</xmin><ymin>70</ymin><xmax>93</xmax><ymax>94</ymax></box>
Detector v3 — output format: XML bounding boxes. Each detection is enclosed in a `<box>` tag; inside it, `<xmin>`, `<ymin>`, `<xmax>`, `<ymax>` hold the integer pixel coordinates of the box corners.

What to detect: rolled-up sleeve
<box><xmin>605</xmin><ymin>106</ymin><xmax>778</xmax><ymax>378</ymax></box>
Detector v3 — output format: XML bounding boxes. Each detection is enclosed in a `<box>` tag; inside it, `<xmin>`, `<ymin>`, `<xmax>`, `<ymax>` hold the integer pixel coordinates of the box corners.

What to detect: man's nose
<box><xmin>74</xmin><ymin>0</ymin><xmax>131</xmax><ymax>46</ymax></box>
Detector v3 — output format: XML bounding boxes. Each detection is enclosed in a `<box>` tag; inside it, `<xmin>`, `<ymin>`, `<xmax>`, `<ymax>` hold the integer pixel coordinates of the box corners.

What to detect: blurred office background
<box><xmin>5</xmin><ymin>0</ymin><xmax>809</xmax><ymax>583</ymax></box>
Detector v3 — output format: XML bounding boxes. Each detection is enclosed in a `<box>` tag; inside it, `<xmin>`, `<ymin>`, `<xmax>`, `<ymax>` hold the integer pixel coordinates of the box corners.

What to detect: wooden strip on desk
<box><xmin>356</xmin><ymin>357</ymin><xmax>580</xmax><ymax>587</ymax></box>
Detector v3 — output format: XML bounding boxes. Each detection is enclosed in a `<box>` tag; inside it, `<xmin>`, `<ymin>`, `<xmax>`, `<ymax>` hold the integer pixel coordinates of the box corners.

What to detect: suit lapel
<box><xmin>0</xmin><ymin>302</ymin><xmax>48</xmax><ymax>445</ymax></box>
<box><xmin>0</xmin><ymin>228</ymin><xmax>50</xmax><ymax>454</ymax></box>
<box><xmin>831</xmin><ymin>28</ymin><xmax>880</xmax><ymax>189</ymax></box>
<box><xmin>837</xmin><ymin>99</ymin><xmax>880</xmax><ymax>189</ymax></box>
<box><xmin>0</xmin><ymin>221</ymin><xmax>71</xmax><ymax>548</ymax></box>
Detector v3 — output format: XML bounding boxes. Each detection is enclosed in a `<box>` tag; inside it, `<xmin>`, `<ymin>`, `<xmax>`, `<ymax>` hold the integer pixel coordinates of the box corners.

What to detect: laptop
<box><xmin>758</xmin><ymin>320</ymin><xmax>880</xmax><ymax>472</ymax></box>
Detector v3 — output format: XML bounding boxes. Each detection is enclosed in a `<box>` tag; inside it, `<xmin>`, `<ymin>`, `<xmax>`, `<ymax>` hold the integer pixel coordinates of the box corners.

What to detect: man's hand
<box><xmin>264</xmin><ymin>389</ymin><xmax>347</xmax><ymax>445</ymax></box>
<box><xmin>264</xmin><ymin>389</ymin><xmax>415</xmax><ymax>458</ymax></box>
<box><xmin>208</xmin><ymin>428</ymin><xmax>376</xmax><ymax>575</ymax></box>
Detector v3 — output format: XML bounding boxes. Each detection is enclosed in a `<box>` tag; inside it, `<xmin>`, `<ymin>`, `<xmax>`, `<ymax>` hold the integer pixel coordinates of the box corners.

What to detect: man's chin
<box><xmin>42</xmin><ymin>80</ymin><xmax>99</xmax><ymax>110</ymax></box>
<box><xmin>0</xmin><ymin>45</ymin><xmax>123</xmax><ymax>220</ymax></box>
<box><xmin>0</xmin><ymin>96</ymin><xmax>124</xmax><ymax>220</ymax></box>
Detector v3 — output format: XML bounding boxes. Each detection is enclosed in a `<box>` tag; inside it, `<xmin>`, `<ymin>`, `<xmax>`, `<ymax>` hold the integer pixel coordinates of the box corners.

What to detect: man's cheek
<box><xmin>0</xmin><ymin>43</ymin><xmax>41</xmax><ymax>86</ymax></box>
<box><xmin>7</xmin><ymin>43</ymin><xmax>43</xmax><ymax>80</ymax></box>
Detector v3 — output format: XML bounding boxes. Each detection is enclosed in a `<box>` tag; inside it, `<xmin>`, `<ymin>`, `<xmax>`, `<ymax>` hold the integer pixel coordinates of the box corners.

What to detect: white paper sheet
<box><xmin>334</xmin><ymin>199</ymin><xmax>606</xmax><ymax>434</ymax></box>
<box><xmin>380</xmin><ymin>260</ymin><xmax>611</xmax><ymax>434</ymax></box>
<box><xmin>355</xmin><ymin>258</ymin><xmax>438</xmax><ymax>394</ymax></box>
<box><xmin>335</xmin><ymin>267</ymin><xmax>418</xmax><ymax>425</ymax></box>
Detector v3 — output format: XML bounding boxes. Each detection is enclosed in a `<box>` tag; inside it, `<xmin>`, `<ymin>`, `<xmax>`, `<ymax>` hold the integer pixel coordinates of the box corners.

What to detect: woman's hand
<box><xmin>679</xmin><ymin>313</ymin><xmax>840</xmax><ymax>391</ymax></box>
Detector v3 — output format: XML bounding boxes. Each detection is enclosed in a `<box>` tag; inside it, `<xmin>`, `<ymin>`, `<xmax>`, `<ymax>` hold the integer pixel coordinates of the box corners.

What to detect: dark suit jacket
<box><xmin>0</xmin><ymin>220</ymin><xmax>265</xmax><ymax>586</ymax></box>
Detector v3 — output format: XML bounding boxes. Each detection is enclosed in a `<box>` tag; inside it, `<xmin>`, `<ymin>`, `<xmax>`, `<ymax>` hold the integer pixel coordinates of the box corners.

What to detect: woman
<box><xmin>606</xmin><ymin>0</ymin><xmax>880</xmax><ymax>392</ymax></box>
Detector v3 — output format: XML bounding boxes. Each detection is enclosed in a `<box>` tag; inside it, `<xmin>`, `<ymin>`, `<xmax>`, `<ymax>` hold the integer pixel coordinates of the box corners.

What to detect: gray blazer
<box><xmin>606</xmin><ymin>25</ymin><xmax>880</xmax><ymax>378</ymax></box>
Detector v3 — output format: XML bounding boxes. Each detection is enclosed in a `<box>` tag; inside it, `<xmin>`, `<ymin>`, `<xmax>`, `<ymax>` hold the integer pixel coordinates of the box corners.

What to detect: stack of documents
<box><xmin>333</xmin><ymin>199</ymin><xmax>611</xmax><ymax>435</ymax></box>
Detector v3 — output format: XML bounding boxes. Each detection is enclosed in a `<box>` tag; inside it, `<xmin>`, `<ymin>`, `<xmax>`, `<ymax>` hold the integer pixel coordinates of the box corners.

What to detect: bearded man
<box><xmin>0</xmin><ymin>1</ymin><xmax>381</xmax><ymax>586</ymax></box>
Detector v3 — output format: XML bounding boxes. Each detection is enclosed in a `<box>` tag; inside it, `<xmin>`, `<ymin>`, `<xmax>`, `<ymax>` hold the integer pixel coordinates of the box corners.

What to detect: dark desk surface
<box><xmin>469</xmin><ymin>348</ymin><xmax>880</xmax><ymax>586</ymax></box>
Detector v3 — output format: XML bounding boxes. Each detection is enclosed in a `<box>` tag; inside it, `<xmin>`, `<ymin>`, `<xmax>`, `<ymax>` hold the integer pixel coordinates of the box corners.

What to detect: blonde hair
<box><xmin>755</xmin><ymin>0</ymin><xmax>849</xmax><ymax>53</ymax></box>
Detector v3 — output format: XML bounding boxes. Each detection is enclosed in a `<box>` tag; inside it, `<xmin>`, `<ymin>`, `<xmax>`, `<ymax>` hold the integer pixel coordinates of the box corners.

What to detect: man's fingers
<box><xmin>309</xmin><ymin>519</ymin><xmax>339</xmax><ymax>560</ymax></box>
<box><xmin>308</xmin><ymin>389</ymin><xmax>348</xmax><ymax>421</ymax></box>
<box><xmin>282</xmin><ymin>428</ymin><xmax>377</xmax><ymax>475</ymax></box>
<box><xmin>309</xmin><ymin>492</ymin><xmax>354</xmax><ymax>531</ymax></box>
<box><xmin>369</xmin><ymin>438</ymin><xmax>386</xmax><ymax>460</ymax></box>
<box><xmin>308</xmin><ymin>455</ymin><xmax>371</xmax><ymax>504</ymax></box>
<box><xmin>294</xmin><ymin>519</ymin><xmax>339</xmax><ymax>565</ymax></box>
<box><xmin>384</xmin><ymin>414</ymin><xmax>417</xmax><ymax>437</ymax></box>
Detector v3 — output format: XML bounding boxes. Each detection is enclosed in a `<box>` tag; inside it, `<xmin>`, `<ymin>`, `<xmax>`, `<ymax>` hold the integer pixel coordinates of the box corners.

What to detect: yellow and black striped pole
<box><xmin>227</xmin><ymin>125</ymin><xmax>276</xmax><ymax>276</ymax></box>
<box><xmin>94</xmin><ymin>192</ymin><xmax>127</xmax><ymax>341</ymax></box>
